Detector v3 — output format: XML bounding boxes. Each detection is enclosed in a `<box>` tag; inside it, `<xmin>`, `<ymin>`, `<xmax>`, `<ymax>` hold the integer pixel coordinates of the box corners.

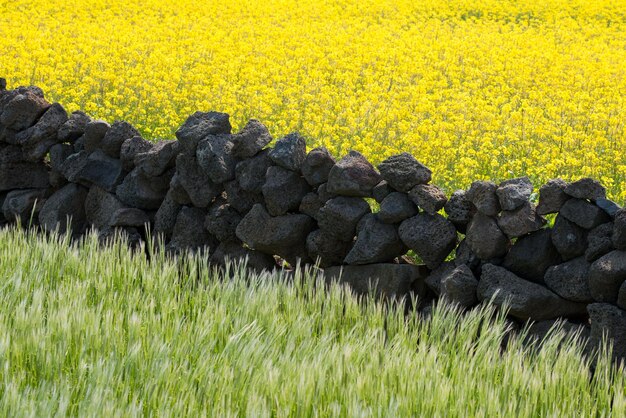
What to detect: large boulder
<box><xmin>196</xmin><ymin>134</ymin><xmax>237</xmax><ymax>184</ymax></box>
<box><xmin>306</xmin><ymin>229</ymin><xmax>353</xmax><ymax>268</ymax></box>
<box><xmin>551</xmin><ymin>215</ymin><xmax>588</xmax><ymax>260</ymax></box>
<box><xmin>466</xmin><ymin>181</ymin><xmax>500</xmax><ymax>216</ymax></box>
<box><xmin>408</xmin><ymin>184</ymin><xmax>447</xmax><ymax>214</ymax></box>
<box><xmin>14</xmin><ymin>103</ymin><xmax>68</xmax><ymax>161</ymax></box>
<box><xmin>536</xmin><ymin>178</ymin><xmax>569</xmax><ymax>215</ymax></box>
<box><xmin>326</xmin><ymin>151</ymin><xmax>381</xmax><ymax>197</ymax></box>
<box><xmin>496</xmin><ymin>177</ymin><xmax>532</xmax><ymax>211</ymax></box>
<box><xmin>377</xmin><ymin>152</ymin><xmax>431</xmax><ymax>192</ymax></box>
<box><xmin>268</xmin><ymin>133</ymin><xmax>306</xmax><ymax>171</ymax></box>
<box><xmin>560</xmin><ymin>198</ymin><xmax>610</xmax><ymax>230</ymax></box>
<box><xmin>544</xmin><ymin>257</ymin><xmax>593</xmax><ymax>303</ymax></box>
<box><xmin>70</xmin><ymin>150</ymin><xmax>125</xmax><ymax>192</ymax></box>
<box><xmin>465</xmin><ymin>213</ymin><xmax>509</xmax><ymax>260</ymax></box>
<box><xmin>587</xmin><ymin>303</ymin><xmax>626</xmax><ymax>362</ymax></box>
<box><xmin>323</xmin><ymin>263</ymin><xmax>429</xmax><ymax>300</ymax></box>
<box><xmin>231</xmin><ymin>119</ymin><xmax>272</xmax><ymax>158</ymax></box>
<box><xmin>262</xmin><ymin>166</ymin><xmax>310</xmax><ymax>216</ymax></box>
<box><xmin>398</xmin><ymin>213</ymin><xmax>457</xmax><ymax>269</ymax></box>
<box><xmin>38</xmin><ymin>183</ymin><xmax>88</xmax><ymax>234</ymax></box>
<box><xmin>344</xmin><ymin>214</ymin><xmax>407</xmax><ymax>265</ymax></box>
<box><xmin>588</xmin><ymin>250</ymin><xmax>626</xmax><ymax>303</ymax></box>
<box><xmin>502</xmin><ymin>229</ymin><xmax>561</xmax><ymax>284</ymax></box>
<box><xmin>235</xmin><ymin>204</ymin><xmax>315</xmax><ymax>265</ymax></box>
<box><xmin>317</xmin><ymin>196</ymin><xmax>371</xmax><ymax>242</ymax></box>
<box><xmin>564</xmin><ymin>178</ymin><xmax>606</xmax><ymax>201</ymax></box>
<box><xmin>377</xmin><ymin>192</ymin><xmax>418</xmax><ymax>224</ymax></box>
<box><xmin>301</xmin><ymin>147</ymin><xmax>335</xmax><ymax>186</ymax></box>
<box><xmin>101</xmin><ymin>121</ymin><xmax>140</xmax><ymax>158</ymax></box>
<box><xmin>235</xmin><ymin>149</ymin><xmax>273</xmax><ymax>193</ymax></box>
<box><xmin>175</xmin><ymin>111</ymin><xmax>231</xmax><ymax>153</ymax></box>
<box><xmin>477</xmin><ymin>264</ymin><xmax>587</xmax><ymax>320</ymax></box>
<box><xmin>116</xmin><ymin>167</ymin><xmax>172</xmax><ymax>210</ymax></box>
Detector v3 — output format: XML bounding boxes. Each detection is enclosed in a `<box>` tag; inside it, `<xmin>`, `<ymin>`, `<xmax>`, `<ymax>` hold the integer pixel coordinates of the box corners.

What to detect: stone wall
<box><xmin>1</xmin><ymin>80</ymin><xmax>625</xmax><ymax>360</ymax></box>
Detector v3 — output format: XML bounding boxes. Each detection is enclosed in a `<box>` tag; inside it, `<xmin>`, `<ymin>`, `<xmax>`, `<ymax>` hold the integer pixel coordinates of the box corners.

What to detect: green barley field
<box><xmin>0</xmin><ymin>225</ymin><xmax>624</xmax><ymax>416</ymax></box>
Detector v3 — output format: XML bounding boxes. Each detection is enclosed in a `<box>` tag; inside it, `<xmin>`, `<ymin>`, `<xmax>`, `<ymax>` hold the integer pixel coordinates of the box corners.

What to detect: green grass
<box><xmin>0</xmin><ymin>225</ymin><xmax>624</xmax><ymax>417</ymax></box>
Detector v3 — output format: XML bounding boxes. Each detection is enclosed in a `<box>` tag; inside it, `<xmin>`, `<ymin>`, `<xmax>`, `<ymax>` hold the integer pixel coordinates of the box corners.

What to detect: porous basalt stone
<box><xmin>58</xmin><ymin>111</ymin><xmax>91</xmax><ymax>143</ymax></box>
<box><xmin>153</xmin><ymin>190</ymin><xmax>182</xmax><ymax>241</ymax></box>
<box><xmin>224</xmin><ymin>180</ymin><xmax>264</xmax><ymax>214</ymax></box>
<box><xmin>502</xmin><ymin>228</ymin><xmax>561</xmax><ymax>284</ymax></box>
<box><xmin>299</xmin><ymin>192</ymin><xmax>324</xmax><ymax>221</ymax></box>
<box><xmin>71</xmin><ymin>149</ymin><xmax>125</xmax><ymax>192</ymax></box>
<box><xmin>465</xmin><ymin>212</ymin><xmax>509</xmax><ymax>260</ymax></box>
<box><xmin>231</xmin><ymin>119</ymin><xmax>272</xmax><ymax>158</ymax></box>
<box><xmin>116</xmin><ymin>167</ymin><xmax>172</xmax><ymax>210</ymax></box>
<box><xmin>551</xmin><ymin>215</ymin><xmax>588</xmax><ymax>261</ymax></box>
<box><xmin>497</xmin><ymin>202</ymin><xmax>545</xmax><ymax>238</ymax></box>
<box><xmin>440</xmin><ymin>264</ymin><xmax>479</xmax><ymax>308</ymax></box>
<box><xmin>83</xmin><ymin>120</ymin><xmax>110</xmax><ymax>153</ymax></box>
<box><xmin>377</xmin><ymin>192</ymin><xmax>418</xmax><ymax>224</ymax></box>
<box><xmin>588</xmin><ymin>250</ymin><xmax>626</xmax><ymax>303</ymax></box>
<box><xmin>166</xmin><ymin>206</ymin><xmax>219</xmax><ymax>254</ymax></box>
<box><xmin>612</xmin><ymin>209</ymin><xmax>626</xmax><ymax>250</ymax></box>
<box><xmin>0</xmin><ymin>89</ymin><xmax>50</xmax><ymax>131</ymax></box>
<box><xmin>496</xmin><ymin>177</ymin><xmax>532</xmax><ymax>211</ymax></box>
<box><xmin>101</xmin><ymin>121</ymin><xmax>141</xmax><ymax>159</ymax></box>
<box><xmin>262</xmin><ymin>165</ymin><xmax>310</xmax><ymax>216</ymax></box>
<box><xmin>377</xmin><ymin>152</ymin><xmax>431</xmax><ymax>192</ymax></box>
<box><xmin>135</xmin><ymin>140</ymin><xmax>179</xmax><ymax>177</ymax></box>
<box><xmin>268</xmin><ymin>132</ymin><xmax>306</xmax><ymax>172</ymax></box>
<box><xmin>398</xmin><ymin>212</ymin><xmax>457</xmax><ymax>269</ymax></box>
<box><xmin>536</xmin><ymin>178</ymin><xmax>569</xmax><ymax>215</ymax></box>
<box><xmin>175</xmin><ymin>111</ymin><xmax>231</xmax><ymax>153</ymax></box>
<box><xmin>175</xmin><ymin>152</ymin><xmax>221</xmax><ymax>208</ymax></box>
<box><xmin>444</xmin><ymin>190</ymin><xmax>473</xmax><ymax>231</ymax></box>
<box><xmin>84</xmin><ymin>186</ymin><xmax>125</xmax><ymax>229</ymax></box>
<box><xmin>408</xmin><ymin>184</ymin><xmax>447</xmax><ymax>214</ymax></box>
<box><xmin>38</xmin><ymin>183</ymin><xmax>88</xmax><ymax>234</ymax></box>
<box><xmin>344</xmin><ymin>214</ymin><xmax>407</xmax><ymax>265</ymax></box>
<box><xmin>301</xmin><ymin>147</ymin><xmax>335</xmax><ymax>186</ymax></box>
<box><xmin>14</xmin><ymin>103</ymin><xmax>68</xmax><ymax>161</ymax></box>
<box><xmin>196</xmin><ymin>134</ymin><xmax>237</xmax><ymax>184</ymax></box>
<box><xmin>372</xmin><ymin>180</ymin><xmax>393</xmax><ymax>203</ymax></box>
<box><xmin>109</xmin><ymin>208</ymin><xmax>150</xmax><ymax>228</ymax></box>
<box><xmin>586</xmin><ymin>222</ymin><xmax>614</xmax><ymax>262</ymax></box>
<box><xmin>120</xmin><ymin>136</ymin><xmax>153</xmax><ymax>171</ymax></box>
<box><xmin>466</xmin><ymin>180</ymin><xmax>500</xmax><ymax>216</ymax></box>
<box><xmin>544</xmin><ymin>257</ymin><xmax>593</xmax><ymax>303</ymax></box>
<box><xmin>235</xmin><ymin>149</ymin><xmax>272</xmax><ymax>193</ymax></box>
<box><xmin>306</xmin><ymin>229</ymin><xmax>353</xmax><ymax>268</ymax></box>
<box><xmin>317</xmin><ymin>196</ymin><xmax>371</xmax><ymax>242</ymax></box>
<box><xmin>587</xmin><ymin>303</ymin><xmax>626</xmax><ymax>362</ymax></box>
<box><xmin>2</xmin><ymin>188</ymin><xmax>48</xmax><ymax>223</ymax></box>
<box><xmin>565</xmin><ymin>178</ymin><xmax>606</xmax><ymax>201</ymax></box>
<box><xmin>204</xmin><ymin>199</ymin><xmax>241</xmax><ymax>243</ymax></box>
<box><xmin>209</xmin><ymin>241</ymin><xmax>277</xmax><ymax>273</ymax></box>
<box><xmin>560</xmin><ymin>198</ymin><xmax>610</xmax><ymax>230</ymax></box>
<box><xmin>327</xmin><ymin>151</ymin><xmax>381</xmax><ymax>197</ymax></box>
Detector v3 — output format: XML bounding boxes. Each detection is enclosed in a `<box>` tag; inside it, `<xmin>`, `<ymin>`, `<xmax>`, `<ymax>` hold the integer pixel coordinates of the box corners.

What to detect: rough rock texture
<box><xmin>58</xmin><ymin>111</ymin><xmax>90</xmax><ymax>143</ymax></box>
<box><xmin>408</xmin><ymin>184</ymin><xmax>447</xmax><ymax>214</ymax></box>
<box><xmin>465</xmin><ymin>213</ymin><xmax>509</xmax><ymax>260</ymax></box>
<box><xmin>503</xmin><ymin>229</ymin><xmax>561</xmax><ymax>284</ymax></box>
<box><xmin>587</xmin><ymin>303</ymin><xmax>626</xmax><ymax>362</ymax></box>
<box><xmin>1</xmin><ymin>89</ymin><xmax>50</xmax><ymax>131</ymax></box>
<box><xmin>167</xmin><ymin>206</ymin><xmax>218</xmax><ymax>254</ymax></box>
<box><xmin>398</xmin><ymin>213</ymin><xmax>457</xmax><ymax>269</ymax></box>
<box><xmin>565</xmin><ymin>178</ymin><xmax>606</xmax><ymax>201</ymax></box>
<box><xmin>466</xmin><ymin>181</ymin><xmax>500</xmax><ymax>216</ymax></box>
<box><xmin>588</xmin><ymin>250</ymin><xmax>626</xmax><ymax>303</ymax></box>
<box><xmin>372</xmin><ymin>180</ymin><xmax>393</xmax><ymax>203</ymax></box>
<box><xmin>204</xmin><ymin>200</ymin><xmax>241</xmax><ymax>243</ymax></box>
<box><xmin>153</xmin><ymin>190</ymin><xmax>182</xmax><ymax>240</ymax></box>
<box><xmin>586</xmin><ymin>222</ymin><xmax>614</xmax><ymax>262</ymax></box>
<box><xmin>231</xmin><ymin>119</ymin><xmax>272</xmax><ymax>158</ymax></box>
<box><xmin>298</xmin><ymin>192</ymin><xmax>324</xmax><ymax>220</ymax></box>
<box><xmin>209</xmin><ymin>241</ymin><xmax>277</xmax><ymax>272</ymax></box>
<box><xmin>71</xmin><ymin>150</ymin><xmax>124</xmax><ymax>192</ymax></box>
<box><xmin>344</xmin><ymin>214</ymin><xmax>406</xmax><ymax>265</ymax></box>
<box><xmin>175</xmin><ymin>111</ymin><xmax>231</xmax><ymax>153</ymax></box>
<box><xmin>327</xmin><ymin>151</ymin><xmax>381</xmax><ymax>197</ymax></box>
<box><xmin>135</xmin><ymin>140</ymin><xmax>179</xmax><ymax>177</ymax></box>
<box><xmin>596</xmin><ymin>198</ymin><xmax>621</xmax><ymax>218</ymax></box>
<box><xmin>377</xmin><ymin>192</ymin><xmax>418</xmax><ymax>224</ymax></box>
<box><xmin>14</xmin><ymin>103</ymin><xmax>67</xmax><ymax>161</ymax></box>
<box><xmin>84</xmin><ymin>186</ymin><xmax>125</xmax><ymax>229</ymax></box>
<box><xmin>560</xmin><ymin>198</ymin><xmax>610</xmax><ymax>230</ymax></box>
<box><xmin>612</xmin><ymin>209</ymin><xmax>626</xmax><ymax>250</ymax></box>
<box><xmin>537</xmin><ymin>178</ymin><xmax>569</xmax><ymax>215</ymax></box>
<box><xmin>196</xmin><ymin>134</ymin><xmax>237</xmax><ymax>184</ymax></box>
<box><xmin>301</xmin><ymin>147</ymin><xmax>335</xmax><ymax>186</ymax></box>
<box><xmin>261</xmin><ymin>166</ymin><xmax>310</xmax><ymax>216</ymax></box>
<box><xmin>83</xmin><ymin>120</ymin><xmax>110</xmax><ymax>153</ymax></box>
<box><xmin>544</xmin><ymin>257</ymin><xmax>593</xmax><ymax>303</ymax></box>
<box><xmin>618</xmin><ymin>282</ymin><xmax>626</xmax><ymax>310</ymax></box>
<box><xmin>424</xmin><ymin>261</ymin><xmax>455</xmax><ymax>295</ymax></box>
<box><xmin>317</xmin><ymin>196</ymin><xmax>370</xmax><ymax>242</ymax></box>
<box><xmin>101</xmin><ymin>121</ymin><xmax>141</xmax><ymax>158</ymax></box>
<box><xmin>2</xmin><ymin>188</ymin><xmax>48</xmax><ymax>223</ymax></box>
<box><xmin>268</xmin><ymin>133</ymin><xmax>306</xmax><ymax>172</ymax></box>
<box><xmin>306</xmin><ymin>229</ymin><xmax>353</xmax><ymax>268</ymax></box>
<box><xmin>175</xmin><ymin>152</ymin><xmax>221</xmax><ymax>208</ymax></box>
<box><xmin>109</xmin><ymin>208</ymin><xmax>150</xmax><ymax>228</ymax></box>
<box><xmin>116</xmin><ymin>167</ymin><xmax>172</xmax><ymax>210</ymax></box>
<box><xmin>440</xmin><ymin>264</ymin><xmax>479</xmax><ymax>308</ymax></box>
<box><xmin>377</xmin><ymin>153</ymin><xmax>431</xmax><ymax>192</ymax></box>
<box><xmin>120</xmin><ymin>136</ymin><xmax>153</xmax><ymax>171</ymax></box>
<box><xmin>38</xmin><ymin>183</ymin><xmax>88</xmax><ymax>234</ymax></box>
<box><xmin>551</xmin><ymin>215</ymin><xmax>588</xmax><ymax>260</ymax></box>
<box><xmin>444</xmin><ymin>190</ymin><xmax>473</xmax><ymax>231</ymax></box>
<box><xmin>323</xmin><ymin>264</ymin><xmax>429</xmax><ymax>299</ymax></box>
<box><xmin>478</xmin><ymin>264</ymin><xmax>587</xmax><ymax>320</ymax></box>
<box><xmin>497</xmin><ymin>203</ymin><xmax>545</xmax><ymax>238</ymax></box>
<box><xmin>235</xmin><ymin>149</ymin><xmax>272</xmax><ymax>193</ymax></box>
<box><xmin>224</xmin><ymin>180</ymin><xmax>264</xmax><ymax>214</ymax></box>
<box><xmin>496</xmin><ymin>177</ymin><xmax>532</xmax><ymax>211</ymax></box>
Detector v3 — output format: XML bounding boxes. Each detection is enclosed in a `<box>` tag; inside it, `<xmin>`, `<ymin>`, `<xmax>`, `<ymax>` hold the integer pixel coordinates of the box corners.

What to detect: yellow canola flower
<box><xmin>1</xmin><ymin>0</ymin><xmax>626</xmax><ymax>201</ymax></box>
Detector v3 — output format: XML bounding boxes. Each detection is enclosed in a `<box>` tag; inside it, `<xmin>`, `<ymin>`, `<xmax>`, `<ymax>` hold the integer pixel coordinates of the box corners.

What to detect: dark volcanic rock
<box><xmin>444</xmin><ymin>190</ymin><xmax>473</xmax><ymax>231</ymax></box>
<box><xmin>565</xmin><ymin>178</ymin><xmax>606</xmax><ymax>201</ymax></box>
<box><xmin>14</xmin><ymin>103</ymin><xmax>68</xmax><ymax>161</ymax></box>
<box><xmin>209</xmin><ymin>241</ymin><xmax>277</xmax><ymax>273</ymax></box>
<box><xmin>0</xmin><ymin>161</ymin><xmax>49</xmax><ymax>191</ymax></box>
<box><xmin>235</xmin><ymin>204</ymin><xmax>315</xmax><ymax>265</ymax></box>
<box><xmin>544</xmin><ymin>257</ymin><xmax>593</xmax><ymax>303</ymax></box>
<box><xmin>497</xmin><ymin>202</ymin><xmax>545</xmax><ymax>238</ymax></box>
<box><xmin>560</xmin><ymin>198</ymin><xmax>610</xmax><ymax>230</ymax></box>
<box><xmin>175</xmin><ymin>111</ymin><xmax>231</xmax><ymax>153</ymax></box>
<box><xmin>612</xmin><ymin>209</ymin><xmax>626</xmax><ymax>250</ymax></box>
<box><xmin>372</xmin><ymin>180</ymin><xmax>393</xmax><ymax>203</ymax></box>
<box><xmin>72</xmin><ymin>150</ymin><xmax>125</xmax><ymax>192</ymax></box>
<box><xmin>175</xmin><ymin>152</ymin><xmax>221</xmax><ymax>208</ymax></box>
<box><xmin>306</xmin><ymin>229</ymin><xmax>353</xmax><ymax>268</ymax></box>
<box><xmin>408</xmin><ymin>184</ymin><xmax>447</xmax><ymax>214</ymax></box>
<box><xmin>101</xmin><ymin>121</ymin><xmax>140</xmax><ymax>158</ymax></box>
<box><xmin>478</xmin><ymin>264</ymin><xmax>587</xmax><ymax>320</ymax></box>
<box><xmin>465</xmin><ymin>213</ymin><xmax>509</xmax><ymax>260</ymax></box>
<box><xmin>58</xmin><ymin>111</ymin><xmax>90</xmax><ymax>143</ymax></box>
<box><xmin>168</xmin><ymin>173</ymin><xmax>192</xmax><ymax>205</ymax></box>
<box><xmin>109</xmin><ymin>208</ymin><xmax>150</xmax><ymax>228</ymax></box>
<box><xmin>301</xmin><ymin>147</ymin><xmax>335</xmax><ymax>186</ymax></box>
<box><xmin>551</xmin><ymin>215</ymin><xmax>588</xmax><ymax>260</ymax></box>
<box><xmin>587</xmin><ymin>303</ymin><xmax>626</xmax><ymax>362</ymax></box>
<box><xmin>167</xmin><ymin>206</ymin><xmax>218</xmax><ymax>254</ymax></box>
<box><xmin>496</xmin><ymin>177</ymin><xmax>532</xmax><ymax>211</ymax></box>
<box><xmin>503</xmin><ymin>229</ymin><xmax>561</xmax><ymax>284</ymax></box>
<box><xmin>323</xmin><ymin>263</ymin><xmax>428</xmax><ymax>299</ymax></box>
<box><xmin>344</xmin><ymin>214</ymin><xmax>407</xmax><ymax>265</ymax></box>
<box><xmin>116</xmin><ymin>167</ymin><xmax>172</xmax><ymax>210</ymax></box>
<box><xmin>2</xmin><ymin>189</ymin><xmax>48</xmax><ymax>223</ymax></box>
<box><xmin>424</xmin><ymin>261</ymin><xmax>455</xmax><ymax>295</ymax></box>
<box><xmin>120</xmin><ymin>136</ymin><xmax>153</xmax><ymax>171</ymax></box>
<box><xmin>0</xmin><ymin>89</ymin><xmax>50</xmax><ymax>131</ymax></box>
<box><xmin>466</xmin><ymin>181</ymin><xmax>500</xmax><ymax>216</ymax></box>
<box><xmin>235</xmin><ymin>149</ymin><xmax>272</xmax><ymax>193</ymax></box>
<box><xmin>196</xmin><ymin>134</ymin><xmax>237</xmax><ymax>184</ymax></box>
<box><xmin>440</xmin><ymin>264</ymin><xmax>479</xmax><ymax>308</ymax></box>
<box><xmin>586</xmin><ymin>222</ymin><xmax>614</xmax><ymax>262</ymax></box>
<box><xmin>268</xmin><ymin>133</ymin><xmax>307</xmax><ymax>172</ymax></box>
<box><xmin>618</xmin><ymin>282</ymin><xmax>626</xmax><ymax>310</ymax></box>
<box><xmin>83</xmin><ymin>120</ymin><xmax>110</xmax><ymax>153</ymax></box>
<box><xmin>454</xmin><ymin>239</ymin><xmax>481</xmax><ymax>271</ymax></box>
<box><xmin>224</xmin><ymin>180</ymin><xmax>264</xmax><ymax>214</ymax></box>
<box><xmin>536</xmin><ymin>178</ymin><xmax>569</xmax><ymax>215</ymax></box>
<box><xmin>153</xmin><ymin>190</ymin><xmax>182</xmax><ymax>241</ymax></box>
<box><xmin>299</xmin><ymin>192</ymin><xmax>324</xmax><ymax>220</ymax></box>
<box><xmin>38</xmin><ymin>183</ymin><xmax>88</xmax><ymax>234</ymax></box>
<box><xmin>596</xmin><ymin>198</ymin><xmax>621</xmax><ymax>218</ymax></box>
<box><xmin>84</xmin><ymin>186</ymin><xmax>125</xmax><ymax>229</ymax></box>
<box><xmin>588</xmin><ymin>250</ymin><xmax>626</xmax><ymax>303</ymax></box>
<box><xmin>204</xmin><ymin>200</ymin><xmax>242</xmax><ymax>242</ymax></box>
<box><xmin>377</xmin><ymin>152</ymin><xmax>431</xmax><ymax>192</ymax></box>
<box><xmin>135</xmin><ymin>140</ymin><xmax>179</xmax><ymax>177</ymax></box>
<box><xmin>377</xmin><ymin>192</ymin><xmax>418</xmax><ymax>224</ymax></box>
<box><xmin>317</xmin><ymin>196</ymin><xmax>371</xmax><ymax>242</ymax></box>
<box><xmin>398</xmin><ymin>213</ymin><xmax>457</xmax><ymax>269</ymax></box>
<box><xmin>327</xmin><ymin>151</ymin><xmax>381</xmax><ymax>197</ymax></box>
<box><xmin>231</xmin><ymin>119</ymin><xmax>272</xmax><ymax>158</ymax></box>
<box><xmin>48</xmin><ymin>143</ymin><xmax>73</xmax><ymax>172</ymax></box>
<box><xmin>262</xmin><ymin>166</ymin><xmax>310</xmax><ymax>216</ymax></box>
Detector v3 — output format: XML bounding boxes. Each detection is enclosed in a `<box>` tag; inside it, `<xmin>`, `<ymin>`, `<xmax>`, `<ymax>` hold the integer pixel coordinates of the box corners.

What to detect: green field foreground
<box><xmin>0</xmin><ymin>226</ymin><xmax>624</xmax><ymax>416</ymax></box>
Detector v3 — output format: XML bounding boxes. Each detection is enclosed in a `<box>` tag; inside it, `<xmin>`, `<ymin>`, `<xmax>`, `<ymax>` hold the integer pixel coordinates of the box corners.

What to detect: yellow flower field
<box><xmin>1</xmin><ymin>0</ymin><xmax>626</xmax><ymax>200</ymax></box>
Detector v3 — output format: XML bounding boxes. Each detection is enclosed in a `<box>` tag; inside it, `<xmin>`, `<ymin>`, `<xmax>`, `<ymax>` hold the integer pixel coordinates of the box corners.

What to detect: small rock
<box><xmin>465</xmin><ymin>212</ymin><xmax>509</xmax><ymax>260</ymax></box>
<box><xmin>587</xmin><ymin>303</ymin><xmax>626</xmax><ymax>362</ymax></box>
<box><xmin>441</xmin><ymin>264</ymin><xmax>479</xmax><ymax>308</ymax></box>
<box><xmin>120</xmin><ymin>136</ymin><xmax>153</xmax><ymax>171</ymax></box>
<box><xmin>424</xmin><ymin>261</ymin><xmax>456</xmax><ymax>295</ymax></box>
<box><xmin>377</xmin><ymin>192</ymin><xmax>418</xmax><ymax>224</ymax></box>
<box><xmin>408</xmin><ymin>184</ymin><xmax>447</xmax><ymax>214</ymax></box>
<box><xmin>153</xmin><ymin>190</ymin><xmax>182</xmax><ymax>240</ymax></box>
<box><xmin>299</xmin><ymin>192</ymin><xmax>324</xmax><ymax>220</ymax></box>
<box><xmin>109</xmin><ymin>208</ymin><xmax>150</xmax><ymax>227</ymax></box>
<box><xmin>100</xmin><ymin>121</ymin><xmax>140</xmax><ymax>158</ymax></box>
<box><xmin>0</xmin><ymin>89</ymin><xmax>50</xmax><ymax>131</ymax></box>
<box><xmin>306</xmin><ymin>229</ymin><xmax>353</xmax><ymax>268</ymax></box>
<box><xmin>612</xmin><ymin>209</ymin><xmax>626</xmax><ymax>250</ymax></box>
<box><xmin>326</xmin><ymin>151</ymin><xmax>381</xmax><ymax>197</ymax></box>
<box><xmin>496</xmin><ymin>177</ymin><xmax>533</xmax><ymax>211</ymax></box>
<box><xmin>317</xmin><ymin>196</ymin><xmax>371</xmax><ymax>242</ymax></box>
<box><xmin>544</xmin><ymin>257</ymin><xmax>593</xmax><ymax>302</ymax></box>
<box><xmin>377</xmin><ymin>152</ymin><xmax>431</xmax><ymax>192</ymax></box>
<box><xmin>231</xmin><ymin>119</ymin><xmax>272</xmax><ymax>158</ymax></box>
<box><xmin>503</xmin><ymin>229</ymin><xmax>561</xmax><ymax>284</ymax></box>
<box><xmin>536</xmin><ymin>178</ymin><xmax>569</xmax><ymax>215</ymax></box>
<box><xmin>596</xmin><ymin>198</ymin><xmax>621</xmax><ymax>218</ymax></box>
<box><xmin>586</xmin><ymin>222</ymin><xmax>614</xmax><ymax>262</ymax></box>
<box><xmin>196</xmin><ymin>134</ymin><xmax>237</xmax><ymax>184</ymax></box>
<box><xmin>168</xmin><ymin>173</ymin><xmax>192</xmax><ymax>205</ymax></box>
<box><xmin>477</xmin><ymin>264</ymin><xmax>587</xmax><ymax>321</ymax></box>
<box><xmin>565</xmin><ymin>178</ymin><xmax>606</xmax><ymax>201</ymax></box>
<box><xmin>116</xmin><ymin>167</ymin><xmax>172</xmax><ymax>210</ymax></box>
<box><xmin>560</xmin><ymin>198</ymin><xmax>611</xmax><ymax>230</ymax></box>
<box><xmin>235</xmin><ymin>149</ymin><xmax>272</xmax><ymax>193</ymax></box>
<box><xmin>344</xmin><ymin>214</ymin><xmax>407</xmax><ymax>265</ymax></box>
<box><xmin>398</xmin><ymin>213</ymin><xmax>457</xmax><ymax>269</ymax></box>
<box><xmin>175</xmin><ymin>152</ymin><xmax>221</xmax><ymax>208</ymax></box>
<box><xmin>58</xmin><ymin>111</ymin><xmax>91</xmax><ymax>143</ymax></box>
<box><xmin>466</xmin><ymin>181</ymin><xmax>500</xmax><ymax>216</ymax></box>
<box><xmin>38</xmin><ymin>183</ymin><xmax>88</xmax><ymax>234</ymax></box>
<box><xmin>497</xmin><ymin>202</ymin><xmax>545</xmax><ymax>238</ymax></box>
<box><xmin>372</xmin><ymin>180</ymin><xmax>393</xmax><ymax>203</ymax></box>
<box><xmin>83</xmin><ymin>120</ymin><xmax>110</xmax><ymax>153</ymax></box>
<box><xmin>204</xmin><ymin>200</ymin><xmax>242</xmax><ymax>242</ymax></box>
<box><xmin>2</xmin><ymin>188</ymin><xmax>48</xmax><ymax>223</ymax></box>
<box><xmin>454</xmin><ymin>239</ymin><xmax>481</xmax><ymax>271</ymax></box>
<box><xmin>14</xmin><ymin>103</ymin><xmax>68</xmax><ymax>161</ymax></box>
<box><xmin>588</xmin><ymin>250</ymin><xmax>626</xmax><ymax>303</ymax></box>
<box><xmin>301</xmin><ymin>147</ymin><xmax>335</xmax><ymax>186</ymax></box>
<box><xmin>71</xmin><ymin>149</ymin><xmax>125</xmax><ymax>192</ymax></box>
<box><xmin>224</xmin><ymin>180</ymin><xmax>264</xmax><ymax>214</ymax></box>
<box><xmin>268</xmin><ymin>132</ymin><xmax>307</xmax><ymax>171</ymax></box>
<box><xmin>48</xmin><ymin>143</ymin><xmax>74</xmax><ymax>172</ymax></box>
<box><xmin>551</xmin><ymin>215</ymin><xmax>588</xmax><ymax>260</ymax></box>
<box><xmin>175</xmin><ymin>111</ymin><xmax>231</xmax><ymax>153</ymax></box>
<box><xmin>317</xmin><ymin>182</ymin><xmax>336</xmax><ymax>202</ymax></box>
<box><xmin>135</xmin><ymin>140</ymin><xmax>179</xmax><ymax>177</ymax></box>
<box><xmin>444</xmin><ymin>190</ymin><xmax>474</xmax><ymax>231</ymax></box>
<box><xmin>84</xmin><ymin>186</ymin><xmax>125</xmax><ymax>229</ymax></box>
<box><xmin>262</xmin><ymin>166</ymin><xmax>310</xmax><ymax>216</ymax></box>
